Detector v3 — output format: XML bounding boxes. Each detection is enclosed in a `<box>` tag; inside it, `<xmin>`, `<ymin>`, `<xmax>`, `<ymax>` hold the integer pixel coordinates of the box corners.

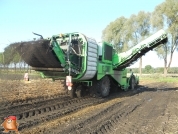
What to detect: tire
<box><xmin>76</xmin><ymin>85</ymin><xmax>83</xmax><ymax>98</ymax></box>
<box><xmin>110</xmin><ymin>79</ymin><xmax>118</xmax><ymax>93</ymax></box>
<box><xmin>68</xmin><ymin>84</ymin><xmax>77</xmax><ymax>98</ymax></box>
<box><xmin>98</xmin><ymin>76</ymin><xmax>110</xmax><ymax>97</ymax></box>
<box><xmin>129</xmin><ymin>75</ymin><xmax>136</xmax><ymax>90</ymax></box>
<box><xmin>88</xmin><ymin>82</ymin><xmax>100</xmax><ymax>97</ymax></box>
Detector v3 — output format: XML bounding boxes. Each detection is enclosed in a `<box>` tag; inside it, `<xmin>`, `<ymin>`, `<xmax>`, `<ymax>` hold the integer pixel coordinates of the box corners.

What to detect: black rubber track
<box><xmin>15</xmin><ymin>40</ymin><xmax>62</xmax><ymax>68</ymax></box>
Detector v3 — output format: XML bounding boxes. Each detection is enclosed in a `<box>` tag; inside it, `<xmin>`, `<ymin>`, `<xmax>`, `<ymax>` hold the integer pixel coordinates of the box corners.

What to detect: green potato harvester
<box><xmin>16</xmin><ymin>29</ymin><xmax>167</xmax><ymax>98</ymax></box>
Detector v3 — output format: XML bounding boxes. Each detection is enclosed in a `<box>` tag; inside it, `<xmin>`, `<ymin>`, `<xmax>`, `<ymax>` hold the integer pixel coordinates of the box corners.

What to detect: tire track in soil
<box><xmin>8</xmin><ymin>87</ymin><xmax>142</xmax><ymax>134</ymax></box>
<box><xmin>0</xmin><ymin>93</ymin><xmax>112</xmax><ymax>132</ymax></box>
<box><xmin>50</xmin><ymin>88</ymin><xmax>176</xmax><ymax>134</ymax></box>
<box><xmin>1</xmin><ymin>82</ymin><xmax>177</xmax><ymax>133</ymax></box>
<box><xmin>163</xmin><ymin>90</ymin><xmax>178</xmax><ymax>133</ymax></box>
<box><xmin>113</xmin><ymin>90</ymin><xmax>173</xmax><ymax>134</ymax></box>
<box><xmin>0</xmin><ymin>92</ymin><xmax>66</xmax><ymax>111</ymax></box>
<box><xmin>32</xmin><ymin>88</ymin><xmax>142</xmax><ymax>134</ymax></box>
<box><xmin>95</xmin><ymin>90</ymin><xmax>174</xmax><ymax>134</ymax></box>
<box><xmin>0</xmin><ymin>93</ymin><xmax>68</xmax><ymax>120</ymax></box>
<box><xmin>104</xmin><ymin>90</ymin><xmax>174</xmax><ymax>134</ymax></box>
<box><xmin>52</xmin><ymin>89</ymin><xmax>148</xmax><ymax>134</ymax></box>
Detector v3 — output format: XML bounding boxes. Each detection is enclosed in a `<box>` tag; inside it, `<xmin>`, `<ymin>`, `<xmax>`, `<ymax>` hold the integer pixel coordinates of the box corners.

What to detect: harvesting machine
<box><xmin>17</xmin><ymin>29</ymin><xmax>167</xmax><ymax>97</ymax></box>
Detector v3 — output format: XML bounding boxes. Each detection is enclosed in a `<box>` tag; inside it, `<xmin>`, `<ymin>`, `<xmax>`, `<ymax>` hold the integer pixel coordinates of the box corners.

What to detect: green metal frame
<box><xmin>36</xmin><ymin>30</ymin><xmax>168</xmax><ymax>91</ymax></box>
<box><xmin>112</xmin><ymin>30</ymin><xmax>167</xmax><ymax>69</ymax></box>
<box><xmin>102</xmin><ymin>42</ymin><xmax>112</xmax><ymax>64</ymax></box>
<box><xmin>97</xmin><ymin>63</ymin><xmax>129</xmax><ymax>90</ymax></box>
<box><xmin>50</xmin><ymin>36</ymin><xmax>66</xmax><ymax>67</ymax></box>
<box><xmin>39</xmin><ymin>33</ymin><xmax>88</xmax><ymax>81</ymax></box>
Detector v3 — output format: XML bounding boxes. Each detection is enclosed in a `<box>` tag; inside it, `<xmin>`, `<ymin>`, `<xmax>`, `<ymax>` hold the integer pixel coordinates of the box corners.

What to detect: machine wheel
<box><xmin>76</xmin><ymin>85</ymin><xmax>83</xmax><ymax>98</ymax></box>
<box><xmin>68</xmin><ymin>84</ymin><xmax>77</xmax><ymax>98</ymax></box>
<box><xmin>129</xmin><ymin>75</ymin><xmax>136</xmax><ymax>90</ymax></box>
<box><xmin>98</xmin><ymin>76</ymin><xmax>110</xmax><ymax>97</ymax></box>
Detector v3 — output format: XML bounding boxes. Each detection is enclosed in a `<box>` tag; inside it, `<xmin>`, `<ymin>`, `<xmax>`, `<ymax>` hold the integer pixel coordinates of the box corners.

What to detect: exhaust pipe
<box><xmin>32</xmin><ymin>32</ymin><xmax>43</xmax><ymax>39</ymax></box>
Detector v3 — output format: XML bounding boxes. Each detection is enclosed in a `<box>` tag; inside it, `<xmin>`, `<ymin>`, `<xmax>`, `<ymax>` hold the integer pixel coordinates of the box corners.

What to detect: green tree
<box><xmin>0</xmin><ymin>52</ymin><xmax>4</xmax><ymax>67</ymax></box>
<box><xmin>145</xmin><ymin>65</ymin><xmax>153</xmax><ymax>73</ymax></box>
<box><xmin>152</xmin><ymin>0</ymin><xmax>178</xmax><ymax>76</ymax></box>
<box><xmin>3</xmin><ymin>46</ymin><xmax>13</xmax><ymax>67</ymax></box>
<box><xmin>156</xmin><ymin>67</ymin><xmax>164</xmax><ymax>73</ymax></box>
<box><xmin>3</xmin><ymin>43</ymin><xmax>22</xmax><ymax>72</ymax></box>
<box><xmin>9</xmin><ymin>43</ymin><xmax>21</xmax><ymax>72</ymax></box>
<box><xmin>128</xmin><ymin>11</ymin><xmax>151</xmax><ymax>76</ymax></box>
<box><xmin>102</xmin><ymin>11</ymin><xmax>151</xmax><ymax>74</ymax></box>
<box><xmin>102</xmin><ymin>16</ymin><xmax>129</xmax><ymax>52</ymax></box>
<box><xmin>12</xmin><ymin>52</ymin><xmax>21</xmax><ymax>72</ymax></box>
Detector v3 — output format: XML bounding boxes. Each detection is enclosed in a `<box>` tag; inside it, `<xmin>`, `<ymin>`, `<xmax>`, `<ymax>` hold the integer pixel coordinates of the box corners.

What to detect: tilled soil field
<box><xmin>0</xmin><ymin>79</ymin><xmax>178</xmax><ymax>134</ymax></box>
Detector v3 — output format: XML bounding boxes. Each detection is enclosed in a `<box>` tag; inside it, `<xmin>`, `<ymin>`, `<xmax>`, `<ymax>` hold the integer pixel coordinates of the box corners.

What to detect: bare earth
<box><xmin>0</xmin><ymin>79</ymin><xmax>178</xmax><ymax>134</ymax></box>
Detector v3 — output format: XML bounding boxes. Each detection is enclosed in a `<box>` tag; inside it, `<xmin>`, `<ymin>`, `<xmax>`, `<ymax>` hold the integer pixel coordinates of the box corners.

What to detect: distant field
<box><xmin>139</xmin><ymin>74</ymin><xmax>178</xmax><ymax>82</ymax></box>
<box><xmin>0</xmin><ymin>72</ymin><xmax>178</xmax><ymax>81</ymax></box>
<box><xmin>126</xmin><ymin>73</ymin><xmax>178</xmax><ymax>84</ymax></box>
<box><xmin>0</xmin><ymin>72</ymin><xmax>41</xmax><ymax>80</ymax></box>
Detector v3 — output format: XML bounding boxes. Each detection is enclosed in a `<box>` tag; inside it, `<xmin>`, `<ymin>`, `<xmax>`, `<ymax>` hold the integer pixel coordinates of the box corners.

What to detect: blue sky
<box><xmin>0</xmin><ymin>0</ymin><xmax>177</xmax><ymax>68</ymax></box>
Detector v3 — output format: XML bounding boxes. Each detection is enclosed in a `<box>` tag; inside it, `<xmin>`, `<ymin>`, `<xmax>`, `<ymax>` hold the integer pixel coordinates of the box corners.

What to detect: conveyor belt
<box><xmin>116</xmin><ymin>38</ymin><xmax>167</xmax><ymax>70</ymax></box>
<box><xmin>16</xmin><ymin>40</ymin><xmax>62</xmax><ymax>68</ymax></box>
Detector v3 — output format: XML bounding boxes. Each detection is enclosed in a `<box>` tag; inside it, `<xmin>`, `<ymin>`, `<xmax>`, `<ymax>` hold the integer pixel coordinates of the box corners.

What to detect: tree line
<box><xmin>102</xmin><ymin>0</ymin><xmax>178</xmax><ymax>76</ymax></box>
<box><xmin>128</xmin><ymin>65</ymin><xmax>178</xmax><ymax>74</ymax></box>
<box><xmin>0</xmin><ymin>43</ymin><xmax>29</xmax><ymax>73</ymax></box>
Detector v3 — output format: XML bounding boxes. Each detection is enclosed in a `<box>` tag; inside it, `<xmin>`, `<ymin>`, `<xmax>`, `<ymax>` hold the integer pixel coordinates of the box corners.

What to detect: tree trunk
<box><xmin>168</xmin><ymin>52</ymin><xmax>173</xmax><ymax>68</ymax></box>
<box><xmin>14</xmin><ymin>63</ymin><xmax>16</xmax><ymax>73</ymax></box>
<box><xmin>139</xmin><ymin>57</ymin><xmax>142</xmax><ymax>76</ymax></box>
<box><xmin>164</xmin><ymin>58</ymin><xmax>167</xmax><ymax>77</ymax></box>
<box><xmin>165</xmin><ymin>36</ymin><xmax>176</xmax><ymax>76</ymax></box>
<box><xmin>164</xmin><ymin>67</ymin><xmax>167</xmax><ymax>76</ymax></box>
